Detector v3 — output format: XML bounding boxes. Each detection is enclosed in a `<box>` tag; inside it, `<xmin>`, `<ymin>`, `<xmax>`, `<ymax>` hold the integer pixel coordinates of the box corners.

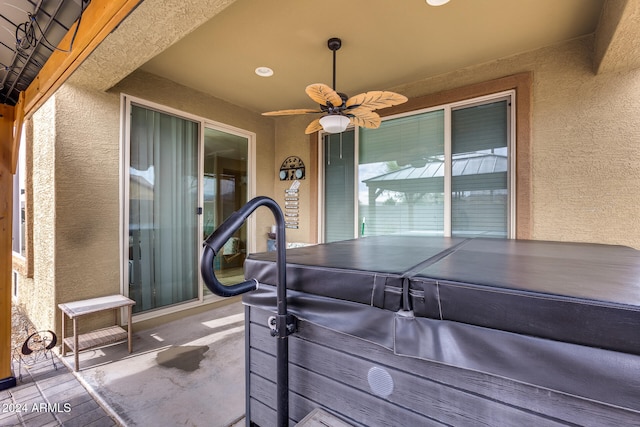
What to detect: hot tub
<box><xmin>242</xmin><ymin>236</ymin><xmax>640</xmax><ymax>426</ymax></box>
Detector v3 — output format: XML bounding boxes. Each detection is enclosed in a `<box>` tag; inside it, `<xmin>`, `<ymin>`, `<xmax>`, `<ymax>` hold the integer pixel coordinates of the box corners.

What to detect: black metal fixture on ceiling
<box><xmin>0</xmin><ymin>0</ymin><xmax>90</xmax><ymax>105</ymax></box>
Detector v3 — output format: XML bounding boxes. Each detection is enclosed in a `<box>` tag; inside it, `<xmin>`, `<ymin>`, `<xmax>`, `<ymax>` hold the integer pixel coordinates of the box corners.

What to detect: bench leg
<box><xmin>73</xmin><ymin>318</ymin><xmax>79</xmax><ymax>372</ymax></box>
<box><xmin>127</xmin><ymin>306</ymin><xmax>132</xmax><ymax>354</ymax></box>
<box><xmin>61</xmin><ymin>313</ymin><xmax>66</xmax><ymax>357</ymax></box>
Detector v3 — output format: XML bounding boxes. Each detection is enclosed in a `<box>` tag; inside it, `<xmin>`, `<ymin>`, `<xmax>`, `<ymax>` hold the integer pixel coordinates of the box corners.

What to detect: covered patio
<box><xmin>1</xmin><ymin>0</ymin><xmax>640</xmax><ymax>425</ymax></box>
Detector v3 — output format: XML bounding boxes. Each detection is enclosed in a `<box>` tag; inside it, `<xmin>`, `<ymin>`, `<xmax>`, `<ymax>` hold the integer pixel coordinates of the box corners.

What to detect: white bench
<box><xmin>58</xmin><ymin>295</ymin><xmax>135</xmax><ymax>371</ymax></box>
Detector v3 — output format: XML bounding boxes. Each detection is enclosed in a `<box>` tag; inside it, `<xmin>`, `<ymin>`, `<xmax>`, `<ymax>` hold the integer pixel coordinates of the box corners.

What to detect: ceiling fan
<box><xmin>262</xmin><ymin>37</ymin><xmax>409</xmax><ymax>134</ymax></box>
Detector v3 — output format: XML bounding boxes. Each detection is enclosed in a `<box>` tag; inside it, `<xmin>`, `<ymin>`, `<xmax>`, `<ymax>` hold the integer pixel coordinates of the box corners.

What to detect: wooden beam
<box><xmin>23</xmin><ymin>0</ymin><xmax>143</xmax><ymax>116</ymax></box>
<box><xmin>0</xmin><ymin>103</ymin><xmax>16</xmax><ymax>388</ymax></box>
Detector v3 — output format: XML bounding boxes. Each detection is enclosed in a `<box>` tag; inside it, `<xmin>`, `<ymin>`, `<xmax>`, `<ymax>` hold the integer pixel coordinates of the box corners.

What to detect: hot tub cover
<box><xmin>242</xmin><ymin>236</ymin><xmax>640</xmax><ymax>412</ymax></box>
<box><xmin>244</xmin><ymin>236</ymin><xmax>640</xmax><ymax>355</ymax></box>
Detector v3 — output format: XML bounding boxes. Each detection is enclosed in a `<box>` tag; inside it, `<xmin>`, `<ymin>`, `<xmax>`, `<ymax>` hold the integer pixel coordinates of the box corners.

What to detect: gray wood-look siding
<box><xmin>246</xmin><ymin>306</ymin><xmax>640</xmax><ymax>427</ymax></box>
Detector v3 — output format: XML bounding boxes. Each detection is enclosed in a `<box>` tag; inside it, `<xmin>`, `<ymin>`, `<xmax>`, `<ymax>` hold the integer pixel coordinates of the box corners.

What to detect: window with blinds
<box><xmin>359</xmin><ymin>110</ymin><xmax>445</xmax><ymax>237</ymax></box>
<box><xmin>451</xmin><ymin>100</ymin><xmax>509</xmax><ymax>237</ymax></box>
<box><xmin>321</xmin><ymin>92</ymin><xmax>513</xmax><ymax>241</ymax></box>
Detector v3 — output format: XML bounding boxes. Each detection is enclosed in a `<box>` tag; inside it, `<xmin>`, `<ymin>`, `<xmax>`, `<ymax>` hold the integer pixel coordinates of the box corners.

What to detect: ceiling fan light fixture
<box><xmin>320</xmin><ymin>115</ymin><xmax>350</xmax><ymax>133</ymax></box>
<box><xmin>426</xmin><ymin>0</ymin><xmax>450</xmax><ymax>5</ymax></box>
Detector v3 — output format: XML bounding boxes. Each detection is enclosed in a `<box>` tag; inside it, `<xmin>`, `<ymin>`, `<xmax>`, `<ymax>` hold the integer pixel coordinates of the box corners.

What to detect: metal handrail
<box><xmin>200</xmin><ymin>195</ymin><xmax>292</xmax><ymax>427</ymax></box>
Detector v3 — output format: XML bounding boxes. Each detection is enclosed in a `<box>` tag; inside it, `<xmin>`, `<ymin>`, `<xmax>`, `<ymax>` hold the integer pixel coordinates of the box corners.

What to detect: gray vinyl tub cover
<box><xmin>242</xmin><ymin>235</ymin><xmax>640</xmax><ymax>412</ymax></box>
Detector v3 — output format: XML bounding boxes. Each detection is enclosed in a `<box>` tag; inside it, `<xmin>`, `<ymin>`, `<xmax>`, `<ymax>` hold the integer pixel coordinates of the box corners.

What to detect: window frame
<box><xmin>316</xmin><ymin>72</ymin><xmax>532</xmax><ymax>242</ymax></box>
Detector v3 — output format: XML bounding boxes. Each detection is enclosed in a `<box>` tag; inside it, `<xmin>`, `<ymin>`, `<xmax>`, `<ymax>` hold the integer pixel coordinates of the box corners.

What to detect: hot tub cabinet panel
<box><xmin>242</xmin><ymin>237</ymin><xmax>640</xmax><ymax>426</ymax></box>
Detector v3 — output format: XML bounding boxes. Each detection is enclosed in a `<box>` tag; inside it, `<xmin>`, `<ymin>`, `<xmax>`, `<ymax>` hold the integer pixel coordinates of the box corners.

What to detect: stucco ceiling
<box><xmin>138</xmin><ymin>0</ymin><xmax>606</xmax><ymax>114</ymax></box>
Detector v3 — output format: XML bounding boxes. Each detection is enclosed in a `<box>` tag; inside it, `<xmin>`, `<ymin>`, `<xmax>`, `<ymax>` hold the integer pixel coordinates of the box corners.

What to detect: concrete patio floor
<box><xmin>3</xmin><ymin>300</ymin><xmax>248</xmax><ymax>426</ymax></box>
<box><xmin>65</xmin><ymin>300</ymin><xmax>247</xmax><ymax>427</ymax></box>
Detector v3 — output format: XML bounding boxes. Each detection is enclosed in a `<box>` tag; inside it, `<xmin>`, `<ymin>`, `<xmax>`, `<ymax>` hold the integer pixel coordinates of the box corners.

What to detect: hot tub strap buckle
<box><xmin>268</xmin><ymin>314</ymin><xmax>298</xmax><ymax>338</ymax></box>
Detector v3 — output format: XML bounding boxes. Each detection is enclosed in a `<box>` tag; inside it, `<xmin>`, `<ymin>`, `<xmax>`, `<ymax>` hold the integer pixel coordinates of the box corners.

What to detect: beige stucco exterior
<box><xmin>25</xmin><ymin>97</ymin><xmax>57</xmax><ymax>331</ymax></box>
<box><xmin>393</xmin><ymin>36</ymin><xmax>640</xmax><ymax>249</ymax></box>
<box><xmin>13</xmin><ymin>31</ymin><xmax>640</xmax><ymax>335</ymax></box>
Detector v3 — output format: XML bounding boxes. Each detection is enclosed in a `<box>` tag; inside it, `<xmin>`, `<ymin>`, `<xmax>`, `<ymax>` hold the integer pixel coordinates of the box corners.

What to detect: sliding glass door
<box><xmin>202</xmin><ymin>127</ymin><xmax>248</xmax><ymax>294</ymax></box>
<box><xmin>124</xmin><ymin>97</ymin><xmax>254</xmax><ymax>315</ymax></box>
<box><xmin>128</xmin><ymin>104</ymin><xmax>200</xmax><ymax>313</ymax></box>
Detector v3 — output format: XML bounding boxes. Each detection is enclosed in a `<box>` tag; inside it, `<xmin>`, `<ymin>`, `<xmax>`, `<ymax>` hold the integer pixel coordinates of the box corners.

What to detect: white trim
<box><xmin>12</xmin><ymin>270</ymin><xmax>18</xmax><ymax>300</ymax></box>
<box><xmin>198</xmin><ymin>121</ymin><xmax>205</xmax><ymax>302</ymax></box>
<box><xmin>200</xmin><ymin>122</ymin><xmax>254</xmax><ymax>302</ymax></box>
<box><xmin>508</xmin><ymin>91</ymin><xmax>517</xmax><ymax>239</ymax></box>
<box><xmin>119</xmin><ymin>94</ymin><xmax>131</xmax><ymax>325</ymax></box>
<box><xmin>353</xmin><ymin>127</ymin><xmax>360</xmax><ymax>239</ymax></box>
<box><xmin>119</xmin><ymin>93</ymin><xmax>130</xmax><ymax>300</ymax></box>
<box><xmin>316</xmin><ymin>132</ymin><xmax>325</xmax><ymax>243</ymax></box>
<box><xmin>443</xmin><ymin>106</ymin><xmax>452</xmax><ymax>237</ymax></box>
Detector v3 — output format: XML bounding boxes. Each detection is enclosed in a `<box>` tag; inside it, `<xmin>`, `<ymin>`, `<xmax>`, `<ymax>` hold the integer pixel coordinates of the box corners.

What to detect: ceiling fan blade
<box><xmin>305</xmin><ymin>118</ymin><xmax>324</xmax><ymax>134</ymax></box>
<box><xmin>306</xmin><ymin>83</ymin><xmax>343</xmax><ymax>107</ymax></box>
<box><xmin>348</xmin><ymin>109</ymin><xmax>381</xmax><ymax>129</ymax></box>
<box><xmin>262</xmin><ymin>108</ymin><xmax>320</xmax><ymax>116</ymax></box>
<box><xmin>345</xmin><ymin>91</ymin><xmax>408</xmax><ymax>110</ymax></box>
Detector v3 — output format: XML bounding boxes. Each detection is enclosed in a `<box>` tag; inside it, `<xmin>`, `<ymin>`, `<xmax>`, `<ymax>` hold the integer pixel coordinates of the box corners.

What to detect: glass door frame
<box><xmin>200</xmin><ymin>121</ymin><xmax>254</xmax><ymax>301</ymax></box>
<box><xmin>120</xmin><ymin>94</ymin><xmax>256</xmax><ymax>322</ymax></box>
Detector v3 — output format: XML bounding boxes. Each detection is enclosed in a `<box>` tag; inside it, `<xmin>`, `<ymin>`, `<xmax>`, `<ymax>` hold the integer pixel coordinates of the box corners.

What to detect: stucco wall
<box><xmin>531</xmin><ymin>41</ymin><xmax>640</xmax><ymax>248</ymax></box>
<box><xmin>21</xmin><ymin>96</ymin><xmax>58</xmax><ymax>332</ymax></box>
<box><xmin>51</xmin><ymin>84</ymin><xmax>122</xmax><ymax>335</ymax></box>
<box><xmin>390</xmin><ymin>36</ymin><xmax>640</xmax><ymax>249</ymax></box>
<box><xmin>273</xmin><ymin>115</ymin><xmax>318</xmax><ymax>245</ymax></box>
<box><xmin>15</xmin><ymin>85</ymin><xmax>123</xmax><ymax>336</ymax></box>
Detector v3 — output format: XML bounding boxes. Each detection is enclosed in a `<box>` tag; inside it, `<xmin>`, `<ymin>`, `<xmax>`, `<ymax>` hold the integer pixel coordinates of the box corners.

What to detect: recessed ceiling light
<box><xmin>426</xmin><ymin>0</ymin><xmax>450</xmax><ymax>5</ymax></box>
<box><xmin>255</xmin><ymin>66</ymin><xmax>274</xmax><ymax>77</ymax></box>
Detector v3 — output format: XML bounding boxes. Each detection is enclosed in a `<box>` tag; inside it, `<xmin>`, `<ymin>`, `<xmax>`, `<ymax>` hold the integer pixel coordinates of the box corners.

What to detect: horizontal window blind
<box><xmin>324</xmin><ymin>131</ymin><xmax>355</xmax><ymax>242</ymax></box>
<box><xmin>359</xmin><ymin>110</ymin><xmax>445</xmax><ymax>236</ymax></box>
<box><xmin>451</xmin><ymin>100</ymin><xmax>508</xmax><ymax>237</ymax></box>
<box><xmin>452</xmin><ymin>100</ymin><xmax>507</xmax><ymax>154</ymax></box>
<box><xmin>360</xmin><ymin>110</ymin><xmax>444</xmax><ymax>167</ymax></box>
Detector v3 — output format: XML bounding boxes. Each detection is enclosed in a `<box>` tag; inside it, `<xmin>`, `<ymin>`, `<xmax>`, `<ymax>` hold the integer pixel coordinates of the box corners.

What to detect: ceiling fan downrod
<box><xmin>327</xmin><ymin>37</ymin><xmax>341</xmax><ymax>92</ymax></box>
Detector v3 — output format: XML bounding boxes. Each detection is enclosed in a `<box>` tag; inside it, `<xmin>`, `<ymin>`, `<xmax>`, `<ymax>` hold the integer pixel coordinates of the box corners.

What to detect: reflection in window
<box><xmin>359</xmin><ymin>110</ymin><xmax>445</xmax><ymax>237</ymax></box>
<box><xmin>452</xmin><ymin>100</ymin><xmax>509</xmax><ymax>237</ymax></box>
